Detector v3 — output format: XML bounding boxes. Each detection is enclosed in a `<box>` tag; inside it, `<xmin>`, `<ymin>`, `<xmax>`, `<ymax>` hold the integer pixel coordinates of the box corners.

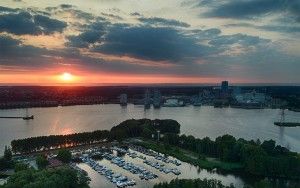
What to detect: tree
<box><xmin>14</xmin><ymin>162</ymin><xmax>29</xmax><ymax>172</ymax></box>
<box><xmin>36</xmin><ymin>155</ymin><xmax>49</xmax><ymax>169</ymax></box>
<box><xmin>57</xmin><ymin>149</ymin><xmax>72</xmax><ymax>163</ymax></box>
<box><xmin>261</xmin><ymin>140</ymin><xmax>275</xmax><ymax>155</ymax></box>
<box><xmin>4</xmin><ymin>146</ymin><xmax>12</xmax><ymax>161</ymax></box>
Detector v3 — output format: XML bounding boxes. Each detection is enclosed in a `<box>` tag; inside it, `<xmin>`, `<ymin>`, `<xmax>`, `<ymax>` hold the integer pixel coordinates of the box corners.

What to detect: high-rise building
<box><xmin>153</xmin><ymin>90</ymin><xmax>161</xmax><ymax>108</ymax></box>
<box><xmin>120</xmin><ymin>93</ymin><xmax>127</xmax><ymax>106</ymax></box>
<box><xmin>221</xmin><ymin>81</ymin><xmax>229</xmax><ymax>93</ymax></box>
<box><xmin>144</xmin><ymin>89</ymin><xmax>151</xmax><ymax>109</ymax></box>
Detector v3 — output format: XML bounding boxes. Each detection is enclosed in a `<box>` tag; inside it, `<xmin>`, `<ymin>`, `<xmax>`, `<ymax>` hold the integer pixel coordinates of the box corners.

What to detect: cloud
<box><xmin>92</xmin><ymin>25</ymin><xmax>210</xmax><ymax>62</ymax></box>
<box><xmin>225</xmin><ymin>23</ymin><xmax>300</xmax><ymax>34</ymax></box>
<box><xmin>0</xmin><ymin>35</ymin><xmax>47</xmax><ymax>58</ymax></box>
<box><xmin>209</xmin><ymin>33</ymin><xmax>270</xmax><ymax>46</ymax></box>
<box><xmin>130</xmin><ymin>12</ymin><xmax>142</xmax><ymax>16</ymax></box>
<box><xmin>203</xmin><ymin>0</ymin><xmax>300</xmax><ymax>22</ymax></box>
<box><xmin>66</xmin><ymin>21</ymin><xmax>108</xmax><ymax>48</ymax></box>
<box><xmin>45</xmin><ymin>4</ymin><xmax>74</xmax><ymax>11</ymax></box>
<box><xmin>60</xmin><ymin>4</ymin><xmax>74</xmax><ymax>9</ymax></box>
<box><xmin>33</xmin><ymin>15</ymin><xmax>67</xmax><ymax>33</ymax></box>
<box><xmin>138</xmin><ymin>17</ymin><xmax>190</xmax><ymax>27</ymax></box>
<box><xmin>0</xmin><ymin>6</ymin><xmax>19</xmax><ymax>12</ymax></box>
<box><xmin>0</xmin><ymin>11</ymin><xmax>67</xmax><ymax>35</ymax></box>
<box><xmin>101</xmin><ymin>12</ymin><xmax>123</xmax><ymax>20</ymax></box>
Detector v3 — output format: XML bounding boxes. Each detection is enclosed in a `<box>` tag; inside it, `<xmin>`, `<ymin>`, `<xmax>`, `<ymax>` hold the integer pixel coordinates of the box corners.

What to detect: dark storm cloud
<box><xmin>138</xmin><ymin>17</ymin><xmax>190</xmax><ymax>28</ymax></box>
<box><xmin>203</xmin><ymin>0</ymin><xmax>300</xmax><ymax>22</ymax></box>
<box><xmin>0</xmin><ymin>11</ymin><xmax>67</xmax><ymax>35</ymax></box>
<box><xmin>92</xmin><ymin>25</ymin><xmax>211</xmax><ymax>62</ymax></box>
<box><xmin>66</xmin><ymin>19</ymin><xmax>273</xmax><ymax>64</ymax></box>
<box><xmin>66</xmin><ymin>21</ymin><xmax>108</xmax><ymax>48</ymax></box>
<box><xmin>0</xmin><ymin>35</ymin><xmax>46</xmax><ymax>58</ymax></box>
<box><xmin>33</xmin><ymin>15</ymin><xmax>67</xmax><ymax>33</ymax></box>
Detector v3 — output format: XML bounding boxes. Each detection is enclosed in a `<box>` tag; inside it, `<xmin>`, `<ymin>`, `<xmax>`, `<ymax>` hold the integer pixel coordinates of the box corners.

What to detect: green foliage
<box><xmin>4</xmin><ymin>146</ymin><xmax>12</xmax><ymax>161</ymax></box>
<box><xmin>0</xmin><ymin>146</ymin><xmax>14</xmax><ymax>170</ymax></box>
<box><xmin>36</xmin><ymin>155</ymin><xmax>49</xmax><ymax>169</ymax></box>
<box><xmin>139</xmin><ymin>140</ymin><xmax>242</xmax><ymax>171</ymax></box>
<box><xmin>14</xmin><ymin>162</ymin><xmax>29</xmax><ymax>172</ymax></box>
<box><xmin>57</xmin><ymin>149</ymin><xmax>72</xmax><ymax>163</ymax></box>
<box><xmin>159</xmin><ymin>132</ymin><xmax>300</xmax><ymax>179</ymax></box>
<box><xmin>11</xmin><ymin>130</ymin><xmax>109</xmax><ymax>154</ymax></box>
<box><xmin>253</xmin><ymin>179</ymin><xmax>272</xmax><ymax>188</ymax></box>
<box><xmin>109</xmin><ymin>119</ymin><xmax>180</xmax><ymax>141</ymax></box>
<box><xmin>11</xmin><ymin>119</ymin><xmax>180</xmax><ymax>154</ymax></box>
<box><xmin>154</xmin><ymin>178</ymin><xmax>235</xmax><ymax>188</ymax></box>
<box><xmin>0</xmin><ymin>158</ymin><xmax>13</xmax><ymax>171</ymax></box>
<box><xmin>1</xmin><ymin>167</ymin><xmax>90</xmax><ymax>188</ymax></box>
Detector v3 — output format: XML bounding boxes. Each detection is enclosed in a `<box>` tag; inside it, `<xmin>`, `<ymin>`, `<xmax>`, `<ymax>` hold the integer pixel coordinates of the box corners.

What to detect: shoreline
<box><xmin>0</xmin><ymin>102</ymin><xmax>292</xmax><ymax>111</ymax></box>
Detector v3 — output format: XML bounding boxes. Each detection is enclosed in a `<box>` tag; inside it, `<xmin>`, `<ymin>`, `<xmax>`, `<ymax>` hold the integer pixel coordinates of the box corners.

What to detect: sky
<box><xmin>0</xmin><ymin>0</ymin><xmax>299</xmax><ymax>85</ymax></box>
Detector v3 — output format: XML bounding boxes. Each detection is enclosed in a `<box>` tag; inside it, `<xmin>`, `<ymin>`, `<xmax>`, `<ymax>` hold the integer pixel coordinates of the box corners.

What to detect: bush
<box><xmin>57</xmin><ymin>149</ymin><xmax>72</xmax><ymax>163</ymax></box>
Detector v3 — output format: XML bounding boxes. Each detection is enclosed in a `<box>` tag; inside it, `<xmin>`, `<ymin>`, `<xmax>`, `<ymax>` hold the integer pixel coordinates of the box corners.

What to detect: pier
<box><xmin>0</xmin><ymin>115</ymin><xmax>34</xmax><ymax>120</ymax></box>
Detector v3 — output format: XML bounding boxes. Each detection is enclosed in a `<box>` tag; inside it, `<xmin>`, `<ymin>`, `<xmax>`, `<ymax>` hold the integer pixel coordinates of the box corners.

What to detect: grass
<box><xmin>136</xmin><ymin>139</ymin><xmax>243</xmax><ymax>172</ymax></box>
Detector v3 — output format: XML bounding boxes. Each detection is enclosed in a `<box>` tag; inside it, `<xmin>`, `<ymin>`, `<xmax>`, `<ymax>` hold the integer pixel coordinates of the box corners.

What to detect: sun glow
<box><xmin>61</xmin><ymin>72</ymin><xmax>73</xmax><ymax>82</ymax></box>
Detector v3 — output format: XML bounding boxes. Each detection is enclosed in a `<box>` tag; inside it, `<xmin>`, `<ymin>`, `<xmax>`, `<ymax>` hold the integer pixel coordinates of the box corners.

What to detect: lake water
<box><xmin>0</xmin><ymin>104</ymin><xmax>299</xmax><ymax>154</ymax></box>
<box><xmin>0</xmin><ymin>104</ymin><xmax>299</xmax><ymax>187</ymax></box>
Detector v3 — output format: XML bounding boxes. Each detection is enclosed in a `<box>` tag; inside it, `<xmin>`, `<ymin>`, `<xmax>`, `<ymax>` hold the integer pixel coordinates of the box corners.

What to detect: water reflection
<box><xmin>1</xmin><ymin>105</ymin><xmax>300</xmax><ymax>154</ymax></box>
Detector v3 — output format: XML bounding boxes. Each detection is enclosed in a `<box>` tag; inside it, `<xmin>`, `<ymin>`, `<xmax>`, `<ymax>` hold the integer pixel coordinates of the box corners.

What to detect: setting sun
<box><xmin>61</xmin><ymin>72</ymin><xmax>73</xmax><ymax>81</ymax></box>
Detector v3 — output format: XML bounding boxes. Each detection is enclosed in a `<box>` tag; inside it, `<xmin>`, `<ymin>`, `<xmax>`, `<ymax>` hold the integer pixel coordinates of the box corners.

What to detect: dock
<box><xmin>274</xmin><ymin>122</ymin><xmax>300</xmax><ymax>127</ymax></box>
<box><xmin>0</xmin><ymin>115</ymin><xmax>34</xmax><ymax>120</ymax></box>
<box><xmin>0</xmin><ymin>117</ymin><xmax>25</xmax><ymax>119</ymax></box>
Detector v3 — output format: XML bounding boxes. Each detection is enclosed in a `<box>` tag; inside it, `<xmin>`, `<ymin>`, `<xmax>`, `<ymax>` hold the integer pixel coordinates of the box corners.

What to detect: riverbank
<box><xmin>136</xmin><ymin>139</ymin><xmax>243</xmax><ymax>172</ymax></box>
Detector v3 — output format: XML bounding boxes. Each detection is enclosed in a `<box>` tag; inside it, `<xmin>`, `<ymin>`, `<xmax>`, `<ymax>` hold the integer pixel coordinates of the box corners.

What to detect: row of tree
<box><xmin>162</xmin><ymin>133</ymin><xmax>300</xmax><ymax>179</ymax></box>
<box><xmin>11</xmin><ymin>119</ymin><xmax>180</xmax><ymax>154</ymax></box>
<box><xmin>10</xmin><ymin>130</ymin><xmax>109</xmax><ymax>154</ymax></box>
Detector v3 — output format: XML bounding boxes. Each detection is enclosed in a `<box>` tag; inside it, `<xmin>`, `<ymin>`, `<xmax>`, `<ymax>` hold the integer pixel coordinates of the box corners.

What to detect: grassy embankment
<box><xmin>136</xmin><ymin>139</ymin><xmax>243</xmax><ymax>172</ymax></box>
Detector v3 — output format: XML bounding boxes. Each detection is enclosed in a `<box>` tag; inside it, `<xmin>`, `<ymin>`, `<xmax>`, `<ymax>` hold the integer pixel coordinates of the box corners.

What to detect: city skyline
<box><xmin>0</xmin><ymin>0</ymin><xmax>300</xmax><ymax>85</ymax></box>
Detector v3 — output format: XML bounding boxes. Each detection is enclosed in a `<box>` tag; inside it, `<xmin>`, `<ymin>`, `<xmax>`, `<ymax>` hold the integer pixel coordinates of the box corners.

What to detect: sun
<box><xmin>61</xmin><ymin>72</ymin><xmax>73</xmax><ymax>81</ymax></box>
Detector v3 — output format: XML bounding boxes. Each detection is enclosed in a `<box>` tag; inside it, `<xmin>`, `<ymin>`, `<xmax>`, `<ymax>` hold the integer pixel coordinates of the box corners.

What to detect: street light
<box><xmin>157</xmin><ymin>130</ymin><xmax>160</xmax><ymax>142</ymax></box>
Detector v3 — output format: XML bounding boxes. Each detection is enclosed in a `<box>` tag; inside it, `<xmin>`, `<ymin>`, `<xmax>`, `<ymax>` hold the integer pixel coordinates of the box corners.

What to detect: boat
<box><xmin>23</xmin><ymin>109</ymin><xmax>34</xmax><ymax>120</ymax></box>
<box><xmin>23</xmin><ymin>115</ymin><xmax>34</xmax><ymax>120</ymax></box>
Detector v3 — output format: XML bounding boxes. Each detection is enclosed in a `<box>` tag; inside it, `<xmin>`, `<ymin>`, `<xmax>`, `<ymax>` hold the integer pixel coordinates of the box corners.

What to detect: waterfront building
<box><xmin>234</xmin><ymin>90</ymin><xmax>270</xmax><ymax>108</ymax></box>
<box><xmin>163</xmin><ymin>98</ymin><xmax>184</xmax><ymax>107</ymax></box>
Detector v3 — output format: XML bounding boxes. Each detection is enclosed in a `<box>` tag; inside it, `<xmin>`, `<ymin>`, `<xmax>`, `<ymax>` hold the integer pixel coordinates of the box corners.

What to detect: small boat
<box><xmin>23</xmin><ymin>115</ymin><xmax>34</xmax><ymax>120</ymax></box>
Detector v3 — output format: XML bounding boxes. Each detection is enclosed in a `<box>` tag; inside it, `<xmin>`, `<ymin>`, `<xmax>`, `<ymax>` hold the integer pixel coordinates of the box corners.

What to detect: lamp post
<box><xmin>157</xmin><ymin>130</ymin><xmax>160</xmax><ymax>142</ymax></box>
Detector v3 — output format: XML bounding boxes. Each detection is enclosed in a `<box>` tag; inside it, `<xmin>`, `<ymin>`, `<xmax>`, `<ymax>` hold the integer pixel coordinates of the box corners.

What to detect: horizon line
<box><xmin>0</xmin><ymin>82</ymin><xmax>300</xmax><ymax>87</ymax></box>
